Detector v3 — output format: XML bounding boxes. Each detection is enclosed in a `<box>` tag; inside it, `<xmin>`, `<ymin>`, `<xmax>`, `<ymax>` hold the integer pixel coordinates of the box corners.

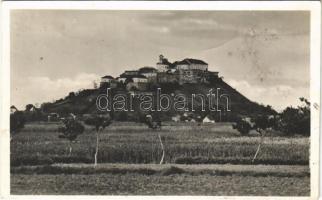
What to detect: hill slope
<box><xmin>41</xmin><ymin>77</ymin><xmax>276</xmax><ymax>122</ymax></box>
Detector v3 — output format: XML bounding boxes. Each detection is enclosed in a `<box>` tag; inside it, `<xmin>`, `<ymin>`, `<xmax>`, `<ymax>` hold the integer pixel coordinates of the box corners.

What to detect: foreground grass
<box><xmin>11</xmin><ymin>122</ymin><xmax>309</xmax><ymax>166</ymax></box>
<box><xmin>11</xmin><ymin>173</ymin><xmax>309</xmax><ymax>196</ymax></box>
<box><xmin>10</xmin><ymin>164</ymin><xmax>310</xmax><ymax>195</ymax></box>
<box><xmin>10</xmin><ymin>122</ymin><xmax>310</xmax><ymax>196</ymax></box>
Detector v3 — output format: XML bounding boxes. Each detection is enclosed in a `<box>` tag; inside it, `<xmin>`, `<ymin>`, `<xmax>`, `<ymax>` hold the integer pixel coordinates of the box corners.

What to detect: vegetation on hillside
<box><xmin>33</xmin><ymin>78</ymin><xmax>277</xmax><ymax>122</ymax></box>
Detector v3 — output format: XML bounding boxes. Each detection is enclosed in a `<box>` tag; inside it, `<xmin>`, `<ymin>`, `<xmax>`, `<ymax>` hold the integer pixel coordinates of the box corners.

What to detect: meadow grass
<box><xmin>11</xmin><ymin>173</ymin><xmax>310</xmax><ymax>195</ymax></box>
<box><xmin>11</xmin><ymin>122</ymin><xmax>309</xmax><ymax>166</ymax></box>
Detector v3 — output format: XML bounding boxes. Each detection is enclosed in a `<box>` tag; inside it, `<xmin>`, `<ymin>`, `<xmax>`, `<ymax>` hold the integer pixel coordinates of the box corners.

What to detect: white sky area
<box><xmin>11</xmin><ymin>10</ymin><xmax>310</xmax><ymax>111</ymax></box>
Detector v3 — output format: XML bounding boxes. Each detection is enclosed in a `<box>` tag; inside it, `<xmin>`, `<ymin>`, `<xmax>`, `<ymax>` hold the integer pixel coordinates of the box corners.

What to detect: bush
<box><xmin>278</xmin><ymin>98</ymin><xmax>310</xmax><ymax>136</ymax></box>
<box><xmin>160</xmin><ymin>166</ymin><xmax>185</xmax><ymax>176</ymax></box>
<box><xmin>58</xmin><ymin>118</ymin><xmax>85</xmax><ymax>156</ymax></box>
<box><xmin>58</xmin><ymin>119</ymin><xmax>85</xmax><ymax>142</ymax></box>
<box><xmin>232</xmin><ymin>119</ymin><xmax>252</xmax><ymax>135</ymax></box>
<box><xmin>10</xmin><ymin>111</ymin><xmax>26</xmax><ymax>137</ymax></box>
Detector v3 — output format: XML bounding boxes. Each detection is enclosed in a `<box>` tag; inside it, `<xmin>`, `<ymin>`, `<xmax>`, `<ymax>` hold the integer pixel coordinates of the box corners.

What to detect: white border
<box><xmin>0</xmin><ymin>1</ymin><xmax>320</xmax><ymax>200</ymax></box>
<box><xmin>0</xmin><ymin>1</ymin><xmax>320</xmax><ymax>10</ymax></box>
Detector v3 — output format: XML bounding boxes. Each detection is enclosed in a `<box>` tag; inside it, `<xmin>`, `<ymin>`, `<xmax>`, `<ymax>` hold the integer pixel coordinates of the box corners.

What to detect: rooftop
<box><xmin>120</xmin><ymin>74</ymin><xmax>147</xmax><ymax>79</ymax></box>
<box><xmin>176</xmin><ymin>58</ymin><xmax>208</xmax><ymax>65</ymax></box>
<box><xmin>101</xmin><ymin>75</ymin><xmax>114</xmax><ymax>79</ymax></box>
<box><xmin>139</xmin><ymin>66</ymin><xmax>157</xmax><ymax>73</ymax></box>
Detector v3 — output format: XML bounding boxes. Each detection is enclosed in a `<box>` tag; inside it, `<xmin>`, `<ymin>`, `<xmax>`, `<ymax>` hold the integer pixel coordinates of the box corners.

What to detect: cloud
<box><xmin>10</xmin><ymin>10</ymin><xmax>310</xmax><ymax>110</ymax></box>
<box><xmin>11</xmin><ymin>73</ymin><xmax>99</xmax><ymax>109</ymax></box>
<box><xmin>226</xmin><ymin>79</ymin><xmax>309</xmax><ymax>111</ymax></box>
<box><xmin>149</xmin><ymin>26</ymin><xmax>170</xmax><ymax>34</ymax></box>
<box><xmin>142</xmin><ymin>11</ymin><xmax>309</xmax><ymax>38</ymax></box>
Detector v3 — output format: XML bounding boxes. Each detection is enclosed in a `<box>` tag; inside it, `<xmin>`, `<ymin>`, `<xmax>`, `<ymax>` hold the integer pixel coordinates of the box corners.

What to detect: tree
<box><xmin>279</xmin><ymin>98</ymin><xmax>310</xmax><ymax>136</ymax></box>
<box><xmin>250</xmin><ymin>115</ymin><xmax>276</xmax><ymax>162</ymax></box>
<box><xmin>40</xmin><ymin>102</ymin><xmax>52</xmax><ymax>113</ymax></box>
<box><xmin>58</xmin><ymin>118</ymin><xmax>85</xmax><ymax>156</ymax></box>
<box><xmin>142</xmin><ymin>114</ymin><xmax>164</xmax><ymax>164</ymax></box>
<box><xmin>233</xmin><ymin>115</ymin><xmax>278</xmax><ymax>163</ymax></box>
<box><xmin>252</xmin><ymin>115</ymin><xmax>274</xmax><ymax>134</ymax></box>
<box><xmin>84</xmin><ymin>114</ymin><xmax>113</xmax><ymax>167</ymax></box>
<box><xmin>10</xmin><ymin>111</ymin><xmax>26</xmax><ymax>140</ymax></box>
<box><xmin>232</xmin><ymin>118</ymin><xmax>252</xmax><ymax>136</ymax></box>
<box><xmin>68</xmin><ymin>92</ymin><xmax>76</xmax><ymax>99</ymax></box>
<box><xmin>25</xmin><ymin>104</ymin><xmax>34</xmax><ymax>112</ymax></box>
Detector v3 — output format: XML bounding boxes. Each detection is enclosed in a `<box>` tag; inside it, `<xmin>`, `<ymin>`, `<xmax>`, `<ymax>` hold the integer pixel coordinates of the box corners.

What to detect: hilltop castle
<box><xmin>100</xmin><ymin>55</ymin><xmax>219</xmax><ymax>90</ymax></box>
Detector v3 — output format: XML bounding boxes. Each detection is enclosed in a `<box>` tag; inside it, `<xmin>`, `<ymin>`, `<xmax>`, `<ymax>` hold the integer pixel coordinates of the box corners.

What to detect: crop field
<box><xmin>11</xmin><ymin>121</ymin><xmax>310</xmax><ymax>195</ymax></box>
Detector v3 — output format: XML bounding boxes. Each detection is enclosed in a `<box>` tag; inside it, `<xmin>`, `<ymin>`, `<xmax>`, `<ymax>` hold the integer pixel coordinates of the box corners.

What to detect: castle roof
<box><xmin>139</xmin><ymin>67</ymin><xmax>157</xmax><ymax>73</ymax></box>
<box><xmin>176</xmin><ymin>58</ymin><xmax>208</xmax><ymax>65</ymax></box>
<box><xmin>124</xmin><ymin>70</ymin><xmax>139</xmax><ymax>73</ymax></box>
<box><xmin>101</xmin><ymin>75</ymin><xmax>114</xmax><ymax>79</ymax></box>
<box><xmin>171</xmin><ymin>61</ymin><xmax>180</xmax><ymax>68</ymax></box>
<box><xmin>120</xmin><ymin>74</ymin><xmax>147</xmax><ymax>79</ymax></box>
<box><xmin>120</xmin><ymin>74</ymin><xmax>130</xmax><ymax>78</ymax></box>
<box><xmin>131</xmin><ymin>74</ymin><xmax>147</xmax><ymax>79</ymax></box>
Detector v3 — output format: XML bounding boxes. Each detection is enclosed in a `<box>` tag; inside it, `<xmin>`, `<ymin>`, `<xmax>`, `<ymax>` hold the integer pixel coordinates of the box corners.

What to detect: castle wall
<box><xmin>157</xmin><ymin>72</ymin><xmax>179</xmax><ymax>83</ymax></box>
<box><xmin>177</xmin><ymin>64</ymin><xmax>208</xmax><ymax>71</ymax></box>
<box><xmin>156</xmin><ymin>64</ymin><xmax>169</xmax><ymax>72</ymax></box>
<box><xmin>126</xmin><ymin>82</ymin><xmax>148</xmax><ymax>91</ymax></box>
<box><xmin>178</xmin><ymin>70</ymin><xmax>199</xmax><ymax>84</ymax></box>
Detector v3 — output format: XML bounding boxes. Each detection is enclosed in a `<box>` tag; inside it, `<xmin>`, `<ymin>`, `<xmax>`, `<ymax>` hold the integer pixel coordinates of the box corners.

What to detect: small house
<box><xmin>132</xmin><ymin>74</ymin><xmax>148</xmax><ymax>83</ymax></box>
<box><xmin>125</xmin><ymin>75</ymin><xmax>148</xmax><ymax>91</ymax></box>
<box><xmin>139</xmin><ymin>67</ymin><xmax>157</xmax><ymax>78</ymax></box>
<box><xmin>202</xmin><ymin>116</ymin><xmax>215</xmax><ymax>123</ymax></box>
<box><xmin>171</xmin><ymin>115</ymin><xmax>181</xmax><ymax>122</ymax></box>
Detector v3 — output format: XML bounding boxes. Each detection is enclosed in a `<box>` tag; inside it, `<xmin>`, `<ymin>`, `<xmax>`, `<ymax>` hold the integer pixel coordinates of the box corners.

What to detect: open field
<box><xmin>11</xmin><ymin>122</ymin><xmax>309</xmax><ymax>166</ymax></box>
<box><xmin>11</xmin><ymin>122</ymin><xmax>310</xmax><ymax>195</ymax></box>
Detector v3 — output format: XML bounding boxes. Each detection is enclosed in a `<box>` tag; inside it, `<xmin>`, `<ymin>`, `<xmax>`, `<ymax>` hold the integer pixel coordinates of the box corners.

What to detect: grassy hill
<box><xmin>40</xmin><ymin>76</ymin><xmax>276</xmax><ymax>122</ymax></box>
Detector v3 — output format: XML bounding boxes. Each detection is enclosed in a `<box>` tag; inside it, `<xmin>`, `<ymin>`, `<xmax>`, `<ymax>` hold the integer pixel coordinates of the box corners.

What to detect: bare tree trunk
<box><xmin>158</xmin><ymin>134</ymin><xmax>165</xmax><ymax>164</ymax></box>
<box><xmin>252</xmin><ymin>143</ymin><xmax>261</xmax><ymax>163</ymax></box>
<box><xmin>252</xmin><ymin>130</ymin><xmax>264</xmax><ymax>163</ymax></box>
<box><xmin>69</xmin><ymin>143</ymin><xmax>72</xmax><ymax>157</ymax></box>
<box><xmin>94</xmin><ymin>130</ymin><xmax>99</xmax><ymax>167</ymax></box>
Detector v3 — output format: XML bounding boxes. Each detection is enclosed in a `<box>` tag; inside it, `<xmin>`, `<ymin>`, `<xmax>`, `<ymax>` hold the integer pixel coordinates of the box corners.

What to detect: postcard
<box><xmin>0</xmin><ymin>1</ymin><xmax>320</xmax><ymax>199</ymax></box>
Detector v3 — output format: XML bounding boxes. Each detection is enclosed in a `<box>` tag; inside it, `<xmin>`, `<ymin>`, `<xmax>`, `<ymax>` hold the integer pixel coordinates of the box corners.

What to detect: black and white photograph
<box><xmin>1</xmin><ymin>1</ymin><xmax>320</xmax><ymax>198</ymax></box>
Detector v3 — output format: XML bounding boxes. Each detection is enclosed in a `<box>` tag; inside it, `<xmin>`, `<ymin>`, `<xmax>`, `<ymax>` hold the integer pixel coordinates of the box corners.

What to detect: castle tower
<box><xmin>156</xmin><ymin>54</ymin><xmax>170</xmax><ymax>72</ymax></box>
<box><xmin>159</xmin><ymin>54</ymin><xmax>164</xmax><ymax>62</ymax></box>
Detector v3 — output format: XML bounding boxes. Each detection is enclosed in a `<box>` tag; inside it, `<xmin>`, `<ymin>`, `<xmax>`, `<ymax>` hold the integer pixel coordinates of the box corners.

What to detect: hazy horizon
<box><xmin>11</xmin><ymin>10</ymin><xmax>310</xmax><ymax>111</ymax></box>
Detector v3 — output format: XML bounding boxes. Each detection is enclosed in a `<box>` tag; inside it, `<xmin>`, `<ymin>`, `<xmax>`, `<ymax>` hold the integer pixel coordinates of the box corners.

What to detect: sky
<box><xmin>11</xmin><ymin>10</ymin><xmax>310</xmax><ymax>111</ymax></box>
